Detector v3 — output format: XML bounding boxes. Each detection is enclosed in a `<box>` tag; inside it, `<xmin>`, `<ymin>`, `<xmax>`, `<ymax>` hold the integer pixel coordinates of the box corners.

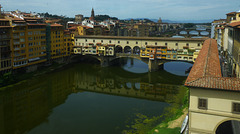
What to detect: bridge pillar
<box><xmin>131</xmin><ymin>58</ymin><xmax>134</xmax><ymax>65</ymax></box>
<box><xmin>148</xmin><ymin>59</ymin><xmax>159</xmax><ymax>72</ymax></box>
<box><xmin>99</xmin><ymin>56</ymin><xmax>110</xmax><ymax>67</ymax></box>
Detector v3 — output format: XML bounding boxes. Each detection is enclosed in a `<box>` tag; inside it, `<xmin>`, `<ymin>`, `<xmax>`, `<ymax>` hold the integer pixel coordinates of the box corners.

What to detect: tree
<box><xmin>183</xmin><ymin>23</ymin><xmax>194</xmax><ymax>28</ymax></box>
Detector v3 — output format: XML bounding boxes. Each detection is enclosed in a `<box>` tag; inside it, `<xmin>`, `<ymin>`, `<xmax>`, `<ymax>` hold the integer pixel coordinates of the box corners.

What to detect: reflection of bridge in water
<box><xmin>73</xmin><ymin>69</ymin><xmax>184</xmax><ymax>102</ymax></box>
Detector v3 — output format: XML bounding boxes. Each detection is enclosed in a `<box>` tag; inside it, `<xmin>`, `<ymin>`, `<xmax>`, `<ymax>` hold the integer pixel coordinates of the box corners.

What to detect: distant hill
<box><xmin>124</xmin><ymin>18</ymin><xmax>213</xmax><ymax>23</ymax></box>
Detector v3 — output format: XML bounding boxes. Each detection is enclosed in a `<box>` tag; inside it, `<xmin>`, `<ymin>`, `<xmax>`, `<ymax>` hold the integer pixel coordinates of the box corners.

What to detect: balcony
<box><xmin>12</xmin><ymin>23</ymin><xmax>27</xmax><ymax>26</ymax></box>
<box><xmin>13</xmin><ymin>36</ymin><xmax>20</xmax><ymax>39</ymax></box>
<box><xmin>14</xmin><ymin>54</ymin><xmax>20</xmax><ymax>57</ymax></box>
<box><xmin>14</xmin><ymin>48</ymin><xmax>20</xmax><ymax>51</ymax></box>
<box><xmin>14</xmin><ymin>57</ymin><xmax>26</xmax><ymax>61</ymax></box>
<box><xmin>14</xmin><ymin>41</ymin><xmax>20</xmax><ymax>45</ymax></box>
<box><xmin>0</xmin><ymin>35</ymin><xmax>11</xmax><ymax>39</ymax></box>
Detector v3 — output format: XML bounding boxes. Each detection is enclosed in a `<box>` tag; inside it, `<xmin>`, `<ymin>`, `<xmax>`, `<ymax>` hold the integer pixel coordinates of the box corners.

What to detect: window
<box><xmin>101</xmin><ymin>40</ymin><xmax>103</xmax><ymax>43</ymax></box>
<box><xmin>186</xmin><ymin>43</ymin><xmax>189</xmax><ymax>46</ymax></box>
<box><xmin>165</xmin><ymin>43</ymin><xmax>167</xmax><ymax>46</ymax></box>
<box><xmin>85</xmin><ymin>39</ymin><xmax>87</xmax><ymax>42</ymax></box>
<box><xmin>127</xmin><ymin>41</ymin><xmax>129</xmax><ymax>44</ymax></box>
<box><xmin>145</xmin><ymin>42</ymin><xmax>147</xmax><ymax>45</ymax></box>
<box><xmin>20</xmin><ymin>32</ymin><xmax>25</xmax><ymax>36</ymax></box>
<box><xmin>175</xmin><ymin>43</ymin><xmax>178</xmax><ymax>46</ymax></box>
<box><xmin>198</xmin><ymin>43</ymin><xmax>201</xmax><ymax>47</ymax></box>
<box><xmin>233</xmin><ymin>102</ymin><xmax>240</xmax><ymax>114</ymax></box>
<box><xmin>198</xmin><ymin>98</ymin><xmax>208</xmax><ymax>110</ymax></box>
<box><xmin>93</xmin><ymin>40</ymin><xmax>95</xmax><ymax>42</ymax></box>
<box><xmin>155</xmin><ymin>42</ymin><xmax>157</xmax><ymax>45</ymax></box>
<box><xmin>136</xmin><ymin>42</ymin><xmax>138</xmax><ymax>44</ymax></box>
<box><xmin>109</xmin><ymin>40</ymin><xmax>111</xmax><ymax>43</ymax></box>
<box><xmin>118</xmin><ymin>41</ymin><xmax>120</xmax><ymax>43</ymax></box>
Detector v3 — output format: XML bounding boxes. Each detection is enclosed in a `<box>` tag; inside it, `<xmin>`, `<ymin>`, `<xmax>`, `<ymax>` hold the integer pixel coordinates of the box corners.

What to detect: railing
<box><xmin>13</xmin><ymin>36</ymin><xmax>20</xmax><ymax>39</ymax></box>
<box><xmin>14</xmin><ymin>57</ymin><xmax>26</xmax><ymax>61</ymax></box>
<box><xmin>0</xmin><ymin>35</ymin><xmax>11</xmax><ymax>39</ymax></box>
<box><xmin>14</xmin><ymin>41</ymin><xmax>20</xmax><ymax>45</ymax></box>
<box><xmin>14</xmin><ymin>48</ymin><xmax>20</xmax><ymax>51</ymax></box>
<box><xmin>12</xmin><ymin>23</ymin><xmax>27</xmax><ymax>26</ymax></box>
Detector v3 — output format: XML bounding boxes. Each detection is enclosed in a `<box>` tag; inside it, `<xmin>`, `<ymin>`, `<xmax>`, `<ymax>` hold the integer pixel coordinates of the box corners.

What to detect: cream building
<box><xmin>185</xmin><ymin>39</ymin><xmax>240</xmax><ymax>134</ymax></box>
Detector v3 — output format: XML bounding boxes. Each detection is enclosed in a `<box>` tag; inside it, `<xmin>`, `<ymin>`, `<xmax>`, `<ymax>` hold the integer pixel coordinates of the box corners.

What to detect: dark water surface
<box><xmin>0</xmin><ymin>59</ymin><xmax>191</xmax><ymax>134</ymax></box>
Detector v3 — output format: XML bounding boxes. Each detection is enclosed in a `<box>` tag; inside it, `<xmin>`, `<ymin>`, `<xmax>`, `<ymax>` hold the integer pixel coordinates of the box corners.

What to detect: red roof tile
<box><xmin>229</xmin><ymin>21</ymin><xmax>240</xmax><ymax>27</ymax></box>
<box><xmin>216</xmin><ymin>27</ymin><xmax>224</xmax><ymax>30</ymax></box>
<box><xmin>27</xmin><ymin>23</ymin><xmax>46</xmax><ymax>26</ymax></box>
<box><xmin>50</xmin><ymin>23</ymin><xmax>63</xmax><ymax>27</ymax></box>
<box><xmin>184</xmin><ymin>39</ymin><xmax>240</xmax><ymax>90</ymax></box>
<box><xmin>226</xmin><ymin>12</ymin><xmax>236</xmax><ymax>15</ymax></box>
<box><xmin>186</xmin><ymin>77</ymin><xmax>240</xmax><ymax>91</ymax></box>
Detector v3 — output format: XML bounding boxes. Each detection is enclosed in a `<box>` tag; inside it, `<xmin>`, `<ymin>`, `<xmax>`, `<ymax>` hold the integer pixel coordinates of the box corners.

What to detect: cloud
<box><xmin>1</xmin><ymin>0</ymin><xmax>240</xmax><ymax>20</ymax></box>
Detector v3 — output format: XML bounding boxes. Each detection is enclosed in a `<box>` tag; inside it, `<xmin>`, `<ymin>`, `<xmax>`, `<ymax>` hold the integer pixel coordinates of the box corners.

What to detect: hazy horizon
<box><xmin>1</xmin><ymin>0</ymin><xmax>240</xmax><ymax>21</ymax></box>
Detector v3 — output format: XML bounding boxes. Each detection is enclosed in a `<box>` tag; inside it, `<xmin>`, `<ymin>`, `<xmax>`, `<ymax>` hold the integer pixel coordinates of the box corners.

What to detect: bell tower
<box><xmin>90</xmin><ymin>8</ymin><xmax>95</xmax><ymax>21</ymax></box>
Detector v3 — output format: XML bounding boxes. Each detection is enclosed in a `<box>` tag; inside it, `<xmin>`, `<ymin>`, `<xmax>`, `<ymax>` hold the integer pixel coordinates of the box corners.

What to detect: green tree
<box><xmin>183</xmin><ymin>23</ymin><xmax>194</xmax><ymax>28</ymax></box>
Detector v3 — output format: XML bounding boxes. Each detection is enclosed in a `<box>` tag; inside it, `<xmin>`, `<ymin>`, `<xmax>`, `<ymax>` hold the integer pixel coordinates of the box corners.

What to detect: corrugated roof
<box><xmin>185</xmin><ymin>39</ymin><xmax>240</xmax><ymax>91</ymax></box>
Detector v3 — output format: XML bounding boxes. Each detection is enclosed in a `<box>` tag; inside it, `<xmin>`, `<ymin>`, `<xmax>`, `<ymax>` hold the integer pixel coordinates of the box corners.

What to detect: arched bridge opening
<box><xmin>216</xmin><ymin>120</ymin><xmax>240</xmax><ymax>134</ymax></box>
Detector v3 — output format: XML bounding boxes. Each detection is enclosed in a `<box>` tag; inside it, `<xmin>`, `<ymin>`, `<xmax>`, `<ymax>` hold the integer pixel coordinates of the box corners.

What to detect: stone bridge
<box><xmin>74</xmin><ymin>35</ymin><xmax>207</xmax><ymax>71</ymax></box>
<box><xmin>177</xmin><ymin>28</ymin><xmax>211</xmax><ymax>37</ymax></box>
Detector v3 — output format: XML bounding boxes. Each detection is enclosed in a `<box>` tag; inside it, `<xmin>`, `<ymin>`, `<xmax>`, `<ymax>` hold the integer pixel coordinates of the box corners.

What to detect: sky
<box><xmin>1</xmin><ymin>0</ymin><xmax>240</xmax><ymax>21</ymax></box>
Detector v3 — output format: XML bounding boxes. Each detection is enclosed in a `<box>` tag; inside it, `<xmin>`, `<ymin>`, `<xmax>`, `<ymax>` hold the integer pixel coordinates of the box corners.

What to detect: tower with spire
<box><xmin>90</xmin><ymin>8</ymin><xmax>95</xmax><ymax>21</ymax></box>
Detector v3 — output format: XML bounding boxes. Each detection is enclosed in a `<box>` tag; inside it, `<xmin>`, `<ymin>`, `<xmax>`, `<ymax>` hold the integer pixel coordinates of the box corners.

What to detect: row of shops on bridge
<box><xmin>73</xmin><ymin>43</ymin><xmax>200</xmax><ymax>62</ymax></box>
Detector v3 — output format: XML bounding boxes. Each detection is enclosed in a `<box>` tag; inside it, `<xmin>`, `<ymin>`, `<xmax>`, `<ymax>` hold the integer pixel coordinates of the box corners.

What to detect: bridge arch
<box><xmin>200</xmin><ymin>31</ymin><xmax>209</xmax><ymax>36</ymax></box>
<box><xmin>115</xmin><ymin>45</ymin><xmax>123</xmax><ymax>53</ymax></box>
<box><xmin>180</xmin><ymin>31</ymin><xmax>188</xmax><ymax>35</ymax></box>
<box><xmin>189</xmin><ymin>30</ymin><xmax>199</xmax><ymax>35</ymax></box>
<box><xmin>133</xmin><ymin>46</ymin><xmax>140</xmax><ymax>55</ymax></box>
<box><xmin>124</xmin><ymin>46</ymin><xmax>132</xmax><ymax>54</ymax></box>
<box><xmin>214</xmin><ymin>119</ymin><xmax>240</xmax><ymax>134</ymax></box>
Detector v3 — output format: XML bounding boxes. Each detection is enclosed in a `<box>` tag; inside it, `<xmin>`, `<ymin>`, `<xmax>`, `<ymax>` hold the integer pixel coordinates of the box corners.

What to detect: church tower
<box><xmin>90</xmin><ymin>8</ymin><xmax>95</xmax><ymax>21</ymax></box>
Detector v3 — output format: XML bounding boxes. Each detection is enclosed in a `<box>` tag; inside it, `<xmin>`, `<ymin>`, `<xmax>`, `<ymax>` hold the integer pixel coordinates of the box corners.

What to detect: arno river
<box><xmin>0</xmin><ymin>58</ymin><xmax>192</xmax><ymax>134</ymax></box>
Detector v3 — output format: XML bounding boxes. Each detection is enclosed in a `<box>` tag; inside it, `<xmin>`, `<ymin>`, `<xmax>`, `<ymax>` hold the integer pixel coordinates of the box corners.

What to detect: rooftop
<box><xmin>50</xmin><ymin>23</ymin><xmax>63</xmax><ymax>27</ymax></box>
<box><xmin>229</xmin><ymin>21</ymin><xmax>240</xmax><ymax>27</ymax></box>
<box><xmin>185</xmin><ymin>39</ymin><xmax>240</xmax><ymax>91</ymax></box>
<box><xmin>75</xmin><ymin>35</ymin><xmax>207</xmax><ymax>42</ymax></box>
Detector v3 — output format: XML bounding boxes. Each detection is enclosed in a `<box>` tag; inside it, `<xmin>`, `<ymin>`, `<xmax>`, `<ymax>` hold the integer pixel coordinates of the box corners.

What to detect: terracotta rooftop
<box><xmin>50</xmin><ymin>23</ymin><xmax>63</xmax><ymax>27</ymax></box>
<box><xmin>216</xmin><ymin>27</ymin><xmax>224</xmax><ymax>30</ymax></box>
<box><xmin>229</xmin><ymin>21</ymin><xmax>240</xmax><ymax>27</ymax></box>
<box><xmin>226</xmin><ymin>12</ymin><xmax>236</xmax><ymax>15</ymax></box>
<box><xmin>27</xmin><ymin>23</ymin><xmax>46</xmax><ymax>26</ymax></box>
<box><xmin>185</xmin><ymin>39</ymin><xmax>240</xmax><ymax>91</ymax></box>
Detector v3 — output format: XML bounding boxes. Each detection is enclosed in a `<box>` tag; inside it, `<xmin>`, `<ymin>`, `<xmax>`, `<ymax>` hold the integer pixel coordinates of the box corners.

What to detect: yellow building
<box><xmin>140</xmin><ymin>47</ymin><xmax>149</xmax><ymax>58</ymax></box>
<box><xmin>8</xmin><ymin>17</ymin><xmax>47</xmax><ymax>70</ymax></box>
<box><xmin>64</xmin><ymin>30</ymin><xmax>74</xmax><ymax>56</ymax></box>
<box><xmin>25</xmin><ymin>18</ymin><xmax>47</xmax><ymax>67</ymax></box>
<box><xmin>226</xmin><ymin>11</ymin><xmax>240</xmax><ymax>23</ymax></box>
<box><xmin>231</xmin><ymin>23</ymin><xmax>240</xmax><ymax>78</ymax></box>
<box><xmin>76</xmin><ymin>25</ymin><xmax>93</xmax><ymax>36</ymax></box>
<box><xmin>48</xmin><ymin>24</ymin><xmax>65</xmax><ymax>60</ymax></box>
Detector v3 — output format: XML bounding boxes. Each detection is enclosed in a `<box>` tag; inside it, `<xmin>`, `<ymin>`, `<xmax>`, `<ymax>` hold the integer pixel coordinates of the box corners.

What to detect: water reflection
<box><xmin>164</xmin><ymin>61</ymin><xmax>193</xmax><ymax>76</ymax></box>
<box><xmin>122</xmin><ymin>58</ymin><xmax>148</xmax><ymax>73</ymax></box>
<box><xmin>0</xmin><ymin>63</ymin><xmax>187</xmax><ymax>134</ymax></box>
